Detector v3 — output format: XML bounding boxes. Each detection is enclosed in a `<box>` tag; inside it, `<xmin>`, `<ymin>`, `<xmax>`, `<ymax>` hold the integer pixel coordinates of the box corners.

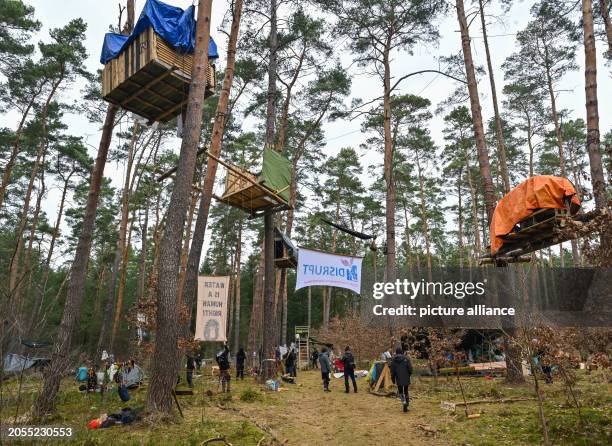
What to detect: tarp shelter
<box><xmin>100</xmin><ymin>0</ymin><xmax>218</xmax><ymax>64</ymax></box>
<box><xmin>3</xmin><ymin>354</ymin><xmax>49</xmax><ymax>375</ymax></box>
<box><xmin>100</xmin><ymin>0</ymin><xmax>218</xmax><ymax>123</ymax></box>
<box><xmin>490</xmin><ymin>176</ymin><xmax>580</xmax><ymax>255</ymax></box>
<box><xmin>261</xmin><ymin>149</ymin><xmax>291</xmax><ymax>202</ymax></box>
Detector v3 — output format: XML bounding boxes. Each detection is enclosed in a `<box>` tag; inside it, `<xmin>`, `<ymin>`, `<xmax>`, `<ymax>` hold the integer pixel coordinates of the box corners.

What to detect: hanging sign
<box><xmin>195</xmin><ymin>276</ymin><xmax>229</xmax><ymax>342</ymax></box>
<box><xmin>296</xmin><ymin>247</ymin><xmax>363</xmax><ymax>294</ymax></box>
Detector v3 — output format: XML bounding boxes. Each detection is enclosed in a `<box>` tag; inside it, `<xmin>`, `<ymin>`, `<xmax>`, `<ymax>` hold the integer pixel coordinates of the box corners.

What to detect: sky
<box><xmin>3</xmin><ymin>0</ymin><xmax>611</xmax><ymax>264</ymax></box>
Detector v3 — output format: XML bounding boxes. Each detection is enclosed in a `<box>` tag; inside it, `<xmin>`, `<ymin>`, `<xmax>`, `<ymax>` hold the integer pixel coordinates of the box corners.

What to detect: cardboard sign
<box><xmin>296</xmin><ymin>247</ymin><xmax>363</xmax><ymax>294</ymax></box>
<box><xmin>194</xmin><ymin>276</ymin><xmax>229</xmax><ymax>342</ymax></box>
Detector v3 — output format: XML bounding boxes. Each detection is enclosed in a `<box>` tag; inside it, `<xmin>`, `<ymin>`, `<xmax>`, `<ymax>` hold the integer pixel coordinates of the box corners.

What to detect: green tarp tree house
<box><xmin>219</xmin><ymin>148</ymin><xmax>292</xmax><ymax>217</ymax></box>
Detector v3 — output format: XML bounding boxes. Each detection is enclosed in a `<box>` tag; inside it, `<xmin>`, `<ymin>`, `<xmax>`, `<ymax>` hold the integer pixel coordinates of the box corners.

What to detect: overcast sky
<box><xmin>3</xmin><ymin>0</ymin><xmax>611</xmax><ymax>263</ymax></box>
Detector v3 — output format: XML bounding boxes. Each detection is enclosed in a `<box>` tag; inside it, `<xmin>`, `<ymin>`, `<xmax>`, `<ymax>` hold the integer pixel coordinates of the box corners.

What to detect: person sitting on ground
<box><xmin>186</xmin><ymin>354</ymin><xmax>195</xmax><ymax>388</ymax></box>
<box><xmin>390</xmin><ymin>347</ymin><xmax>413</xmax><ymax>413</ymax></box>
<box><xmin>236</xmin><ymin>347</ymin><xmax>246</xmax><ymax>380</ymax></box>
<box><xmin>311</xmin><ymin>348</ymin><xmax>319</xmax><ymax>369</ymax></box>
<box><xmin>319</xmin><ymin>347</ymin><xmax>332</xmax><ymax>392</ymax></box>
<box><xmin>86</xmin><ymin>367</ymin><xmax>97</xmax><ymax>393</ymax></box>
<box><xmin>341</xmin><ymin>346</ymin><xmax>358</xmax><ymax>393</ymax></box>
<box><xmin>216</xmin><ymin>343</ymin><xmax>232</xmax><ymax>393</ymax></box>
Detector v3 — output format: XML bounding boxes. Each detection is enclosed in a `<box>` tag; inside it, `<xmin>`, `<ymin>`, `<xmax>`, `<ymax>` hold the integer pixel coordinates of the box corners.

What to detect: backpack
<box><xmin>118</xmin><ymin>385</ymin><xmax>130</xmax><ymax>402</ymax></box>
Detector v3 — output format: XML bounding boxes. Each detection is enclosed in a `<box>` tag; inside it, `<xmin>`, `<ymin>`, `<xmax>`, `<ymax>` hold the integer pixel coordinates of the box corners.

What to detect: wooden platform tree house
<box><xmin>212</xmin><ymin>148</ymin><xmax>293</xmax><ymax>218</ymax></box>
<box><xmin>481</xmin><ymin>176</ymin><xmax>585</xmax><ymax>263</ymax></box>
<box><xmin>274</xmin><ymin>227</ymin><xmax>297</xmax><ymax>269</ymax></box>
<box><xmin>100</xmin><ymin>0</ymin><xmax>219</xmax><ymax>123</ymax></box>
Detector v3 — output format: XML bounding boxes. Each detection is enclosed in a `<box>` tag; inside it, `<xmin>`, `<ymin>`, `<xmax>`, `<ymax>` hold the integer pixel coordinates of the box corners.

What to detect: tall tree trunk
<box><xmin>456</xmin><ymin>0</ymin><xmax>496</xmax><ymax>223</ymax></box>
<box><xmin>543</xmin><ymin>44</ymin><xmax>566</xmax><ymax>178</ymax></box>
<box><xmin>465</xmin><ymin>158</ymin><xmax>482</xmax><ymax>257</ymax></box>
<box><xmin>583</xmin><ymin>0</ymin><xmax>611</xmax><ymax>266</ymax></box>
<box><xmin>0</xmin><ymin>88</ymin><xmax>42</xmax><ymax>211</ymax></box>
<box><xmin>415</xmin><ymin>155</ymin><xmax>432</xmax><ymax>273</ymax></box>
<box><xmin>382</xmin><ymin>43</ymin><xmax>397</xmax><ymax>283</ymax></box>
<box><xmin>457</xmin><ymin>175</ymin><xmax>465</xmax><ymax>270</ymax></box>
<box><xmin>21</xmin><ymin>168</ymin><xmax>46</xmax><ymax>293</ymax></box>
<box><xmin>97</xmin><ymin>239</ymin><xmax>120</xmax><ymax>357</ymax></box>
<box><xmin>177</xmin><ymin>187</ymin><xmax>200</xmax><ymax>304</ymax></box>
<box><xmin>247</xmin><ymin>249</ymin><xmax>265</xmax><ymax>365</ymax></box>
<box><xmin>147</xmin><ymin>0</ymin><xmax>212</xmax><ymax>413</ymax></box>
<box><xmin>479</xmin><ymin>0</ymin><xmax>510</xmax><ymax>194</ymax></box>
<box><xmin>179</xmin><ymin>0</ymin><xmax>243</xmax><ymax>348</ymax></box>
<box><xmin>28</xmin><ymin>174</ymin><xmax>72</xmax><ymax>333</ymax></box>
<box><xmin>233</xmin><ymin>214</ymin><xmax>243</xmax><ymax>353</ymax></box>
<box><xmin>261</xmin><ymin>0</ymin><xmax>279</xmax><ymax>365</ymax></box>
<box><xmin>600</xmin><ymin>0</ymin><xmax>612</xmax><ymax>56</ymax></box>
<box><xmin>110</xmin><ymin>123</ymin><xmax>140</xmax><ymax>350</ymax></box>
<box><xmin>34</xmin><ymin>101</ymin><xmax>120</xmax><ymax>417</ymax></box>
<box><xmin>10</xmin><ymin>76</ymin><xmax>63</xmax><ymax>301</ymax></box>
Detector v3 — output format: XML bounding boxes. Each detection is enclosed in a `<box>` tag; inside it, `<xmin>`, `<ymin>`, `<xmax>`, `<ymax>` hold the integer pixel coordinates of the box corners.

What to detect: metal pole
<box><xmin>307</xmin><ymin>286</ymin><xmax>311</xmax><ymax>332</ymax></box>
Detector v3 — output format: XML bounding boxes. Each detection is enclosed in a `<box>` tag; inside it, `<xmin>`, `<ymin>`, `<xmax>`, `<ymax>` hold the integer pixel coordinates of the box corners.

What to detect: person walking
<box><xmin>319</xmin><ymin>347</ymin><xmax>332</xmax><ymax>392</ymax></box>
<box><xmin>285</xmin><ymin>348</ymin><xmax>297</xmax><ymax>377</ymax></box>
<box><xmin>186</xmin><ymin>354</ymin><xmax>195</xmax><ymax>388</ymax></box>
<box><xmin>390</xmin><ymin>347</ymin><xmax>413</xmax><ymax>412</ymax></box>
<box><xmin>216</xmin><ymin>344</ymin><xmax>232</xmax><ymax>393</ymax></box>
<box><xmin>236</xmin><ymin>347</ymin><xmax>246</xmax><ymax>380</ymax></box>
<box><xmin>341</xmin><ymin>346</ymin><xmax>357</xmax><ymax>393</ymax></box>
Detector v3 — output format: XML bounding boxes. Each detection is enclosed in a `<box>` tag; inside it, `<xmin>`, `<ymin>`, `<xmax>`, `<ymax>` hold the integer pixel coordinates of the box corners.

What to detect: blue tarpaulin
<box><xmin>100</xmin><ymin>0</ymin><xmax>218</xmax><ymax>64</ymax></box>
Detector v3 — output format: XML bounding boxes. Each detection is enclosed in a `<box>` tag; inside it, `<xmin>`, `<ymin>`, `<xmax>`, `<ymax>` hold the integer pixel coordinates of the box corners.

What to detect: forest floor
<box><xmin>1</xmin><ymin>365</ymin><xmax>610</xmax><ymax>445</ymax></box>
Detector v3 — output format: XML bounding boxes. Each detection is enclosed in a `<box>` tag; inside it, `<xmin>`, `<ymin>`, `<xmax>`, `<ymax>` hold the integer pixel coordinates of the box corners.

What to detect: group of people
<box><xmin>184</xmin><ymin>344</ymin><xmax>247</xmax><ymax>392</ymax></box>
<box><xmin>316</xmin><ymin>346</ymin><xmax>358</xmax><ymax>394</ymax></box>
<box><xmin>77</xmin><ymin>356</ymin><xmax>139</xmax><ymax>403</ymax></box>
<box><xmin>317</xmin><ymin>344</ymin><xmax>413</xmax><ymax>413</ymax></box>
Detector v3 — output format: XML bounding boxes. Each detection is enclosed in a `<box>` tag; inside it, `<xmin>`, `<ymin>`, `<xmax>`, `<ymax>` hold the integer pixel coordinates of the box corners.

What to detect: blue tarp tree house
<box><xmin>100</xmin><ymin>0</ymin><xmax>219</xmax><ymax>123</ymax></box>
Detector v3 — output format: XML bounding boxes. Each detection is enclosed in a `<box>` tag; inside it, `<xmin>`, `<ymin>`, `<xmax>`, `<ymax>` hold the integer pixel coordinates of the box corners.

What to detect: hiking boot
<box><xmin>324</xmin><ymin>388</ymin><xmax>331</xmax><ymax>392</ymax></box>
<box><xmin>403</xmin><ymin>403</ymin><xmax>409</xmax><ymax>413</ymax></box>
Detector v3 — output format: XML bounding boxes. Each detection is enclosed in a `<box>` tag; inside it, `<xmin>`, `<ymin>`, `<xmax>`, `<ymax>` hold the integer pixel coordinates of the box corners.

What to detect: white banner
<box><xmin>195</xmin><ymin>276</ymin><xmax>229</xmax><ymax>342</ymax></box>
<box><xmin>296</xmin><ymin>247</ymin><xmax>363</xmax><ymax>294</ymax></box>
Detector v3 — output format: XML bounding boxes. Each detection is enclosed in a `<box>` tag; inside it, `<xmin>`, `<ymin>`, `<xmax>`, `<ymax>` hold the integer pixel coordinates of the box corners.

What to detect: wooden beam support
<box><xmin>120</xmin><ymin>67</ymin><xmax>177</xmax><ymax>107</ymax></box>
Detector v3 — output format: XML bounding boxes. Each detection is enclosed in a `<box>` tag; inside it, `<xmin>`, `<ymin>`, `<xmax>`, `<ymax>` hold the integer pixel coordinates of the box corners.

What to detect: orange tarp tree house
<box><xmin>489</xmin><ymin>176</ymin><xmax>581</xmax><ymax>256</ymax></box>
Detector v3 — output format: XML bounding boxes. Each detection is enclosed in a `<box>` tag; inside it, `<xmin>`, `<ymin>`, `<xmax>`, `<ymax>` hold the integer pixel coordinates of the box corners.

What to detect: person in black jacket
<box><xmin>236</xmin><ymin>347</ymin><xmax>246</xmax><ymax>380</ymax></box>
<box><xmin>216</xmin><ymin>344</ymin><xmax>231</xmax><ymax>392</ymax></box>
<box><xmin>311</xmin><ymin>348</ymin><xmax>319</xmax><ymax>369</ymax></box>
<box><xmin>186</xmin><ymin>354</ymin><xmax>195</xmax><ymax>388</ymax></box>
<box><xmin>285</xmin><ymin>348</ymin><xmax>297</xmax><ymax>377</ymax></box>
<box><xmin>341</xmin><ymin>346</ymin><xmax>357</xmax><ymax>393</ymax></box>
<box><xmin>390</xmin><ymin>347</ymin><xmax>413</xmax><ymax>412</ymax></box>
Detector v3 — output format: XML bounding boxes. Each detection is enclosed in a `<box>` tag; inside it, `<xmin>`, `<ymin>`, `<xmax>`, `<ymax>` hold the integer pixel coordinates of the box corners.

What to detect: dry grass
<box><xmin>1</xmin><ymin>367</ymin><xmax>610</xmax><ymax>445</ymax></box>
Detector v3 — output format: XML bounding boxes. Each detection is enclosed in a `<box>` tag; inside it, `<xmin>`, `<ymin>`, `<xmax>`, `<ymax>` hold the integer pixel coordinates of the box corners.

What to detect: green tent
<box><xmin>262</xmin><ymin>148</ymin><xmax>291</xmax><ymax>202</ymax></box>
